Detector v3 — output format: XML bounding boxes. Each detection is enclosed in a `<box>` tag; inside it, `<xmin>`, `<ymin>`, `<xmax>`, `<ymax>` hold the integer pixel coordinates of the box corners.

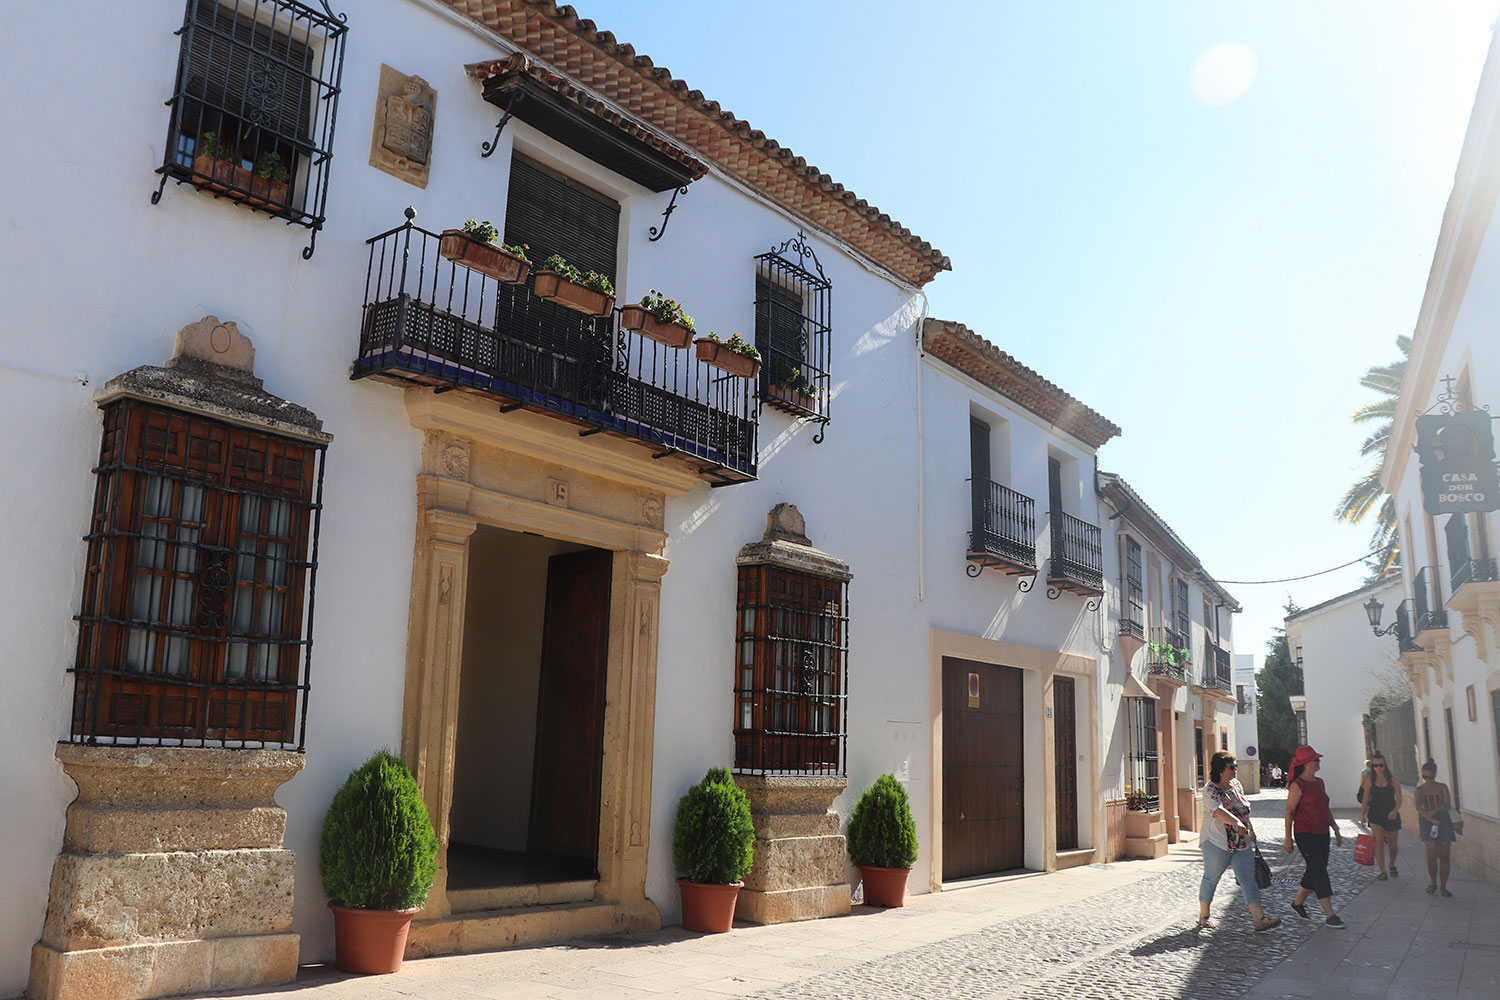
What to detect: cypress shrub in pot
<box><xmin>672</xmin><ymin>767</ymin><xmax>755</xmax><ymax>932</ymax></box>
<box><xmin>319</xmin><ymin>750</ymin><xmax>438</xmax><ymax>974</ymax></box>
<box><xmin>846</xmin><ymin>773</ymin><xmax>919</xmax><ymax>907</ymax></box>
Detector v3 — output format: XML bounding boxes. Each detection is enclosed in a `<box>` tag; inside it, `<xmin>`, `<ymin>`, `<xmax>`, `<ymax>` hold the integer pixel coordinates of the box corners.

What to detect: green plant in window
<box><xmin>198</xmin><ymin>131</ymin><xmax>236</xmax><ymax>162</ymax></box>
<box><xmin>501</xmin><ymin>241</ymin><xmax>529</xmax><ymax>262</ymax></box>
<box><xmin>639</xmin><ymin>289</ymin><xmax>695</xmax><ymax>331</ymax></box>
<box><xmin>253</xmin><ymin>150</ymin><xmax>290</xmax><ymax>183</ymax></box>
<box><xmin>542</xmin><ymin>253</ymin><xmax>613</xmax><ymax>296</ymax></box>
<box><xmin>461</xmin><ymin>219</ymin><xmax>500</xmax><ymax>245</ymax></box>
<box><xmin>703</xmin><ymin>333</ymin><xmax>760</xmax><ymax>361</ymax></box>
<box><xmin>768</xmin><ymin>361</ymin><xmax>818</xmax><ymax>396</ymax></box>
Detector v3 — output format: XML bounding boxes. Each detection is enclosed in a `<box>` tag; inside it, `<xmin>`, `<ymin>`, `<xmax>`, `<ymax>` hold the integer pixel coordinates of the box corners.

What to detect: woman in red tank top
<box><xmin>1282</xmin><ymin>745</ymin><xmax>1346</xmax><ymax>928</ymax></box>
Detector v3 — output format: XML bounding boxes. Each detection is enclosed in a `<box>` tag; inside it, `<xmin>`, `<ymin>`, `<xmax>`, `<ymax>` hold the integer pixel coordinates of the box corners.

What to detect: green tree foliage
<box><xmin>846</xmin><ymin>773</ymin><xmax>919</xmax><ymax>869</ymax></box>
<box><xmin>319</xmin><ymin>750</ymin><xmax>438</xmax><ymax>910</ymax></box>
<box><xmin>1334</xmin><ymin>335</ymin><xmax>1410</xmax><ymax>577</ymax></box>
<box><xmin>1256</xmin><ymin>602</ymin><xmax>1304</xmax><ymax>771</ymax></box>
<box><xmin>672</xmin><ymin>767</ymin><xmax>755</xmax><ymax>885</ymax></box>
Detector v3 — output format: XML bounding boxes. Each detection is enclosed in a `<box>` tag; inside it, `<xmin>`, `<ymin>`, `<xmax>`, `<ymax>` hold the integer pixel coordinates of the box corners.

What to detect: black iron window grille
<box><xmin>1213</xmin><ymin>646</ymin><xmax>1232</xmax><ymax>692</ymax></box>
<box><xmin>733</xmin><ymin>565</ymin><xmax>848</xmax><ymax>775</ymax></box>
<box><xmin>1047</xmin><ymin>510</ymin><xmax>1104</xmax><ymax>599</ymax></box>
<box><xmin>71</xmin><ymin>398</ymin><xmax>324</xmax><ymax>749</ymax></box>
<box><xmin>1125</xmin><ymin>696</ymin><xmax>1160</xmax><ymax>812</ymax></box>
<box><xmin>1446</xmin><ymin>513</ymin><xmax>1498</xmax><ymax>592</ymax></box>
<box><xmin>1413</xmin><ymin>566</ymin><xmax>1448</xmax><ymax>633</ymax></box>
<box><xmin>755</xmin><ymin>232</ymin><xmax>832</xmax><ymax>442</ymax></box>
<box><xmin>1147</xmin><ymin>626</ymin><xmax>1189</xmax><ymax>682</ymax></box>
<box><xmin>354</xmin><ymin>214</ymin><xmax>758</xmax><ymax>484</ymax></box>
<box><xmin>1121</xmin><ymin>536</ymin><xmax>1145</xmax><ymax>640</ymax></box>
<box><xmin>1174</xmin><ymin>578</ymin><xmax>1191</xmax><ymax>641</ymax></box>
<box><xmin>966</xmin><ymin>477</ymin><xmax>1037</xmax><ymax>574</ymax></box>
<box><xmin>152</xmin><ymin>0</ymin><xmax>347</xmax><ymax>259</ymax></box>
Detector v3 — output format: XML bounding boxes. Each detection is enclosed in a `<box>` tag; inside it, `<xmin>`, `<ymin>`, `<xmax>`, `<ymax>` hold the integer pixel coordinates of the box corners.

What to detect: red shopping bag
<box><xmin>1354</xmin><ymin>832</ymin><xmax>1375</xmax><ymax>866</ymax></box>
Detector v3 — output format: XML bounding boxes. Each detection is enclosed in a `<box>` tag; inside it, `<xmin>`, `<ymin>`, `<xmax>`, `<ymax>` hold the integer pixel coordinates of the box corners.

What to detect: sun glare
<box><xmin>1190</xmin><ymin>42</ymin><xmax>1258</xmax><ymax>105</ymax></box>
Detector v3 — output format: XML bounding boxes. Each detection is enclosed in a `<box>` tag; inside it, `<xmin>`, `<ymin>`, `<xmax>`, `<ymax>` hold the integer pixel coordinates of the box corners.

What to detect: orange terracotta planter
<box><xmin>534</xmin><ymin>271</ymin><xmax>615</xmax><ymax>318</ymax></box>
<box><xmin>620</xmin><ymin>305</ymin><xmax>693</xmax><ymax>349</ymax></box>
<box><xmin>328</xmin><ymin>902</ymin><xmax>419</xmax><ymax>974</ymax></box>
<box><xmin>859</xmin><ymin>865</ymin><xmax>910</xmax><ymax>908</ymax></box>
<box><xmin>694</xmin><ymin>339</ymin><xmax>760</xmax><ymax>379</ymax></box>
<box><xmin>439</xmin><ymin>231</ymin><xmax>531</xmax><ymax>285</ymax></box>
<box><xmin>677</xmin><ymin>879</ymin><xmax>742</xmax><ymax>933</ymax></box>
<box><xmin>193</xmin><ymin>153</ymin><xmax>240</xmax><ymax>193</ymax></box>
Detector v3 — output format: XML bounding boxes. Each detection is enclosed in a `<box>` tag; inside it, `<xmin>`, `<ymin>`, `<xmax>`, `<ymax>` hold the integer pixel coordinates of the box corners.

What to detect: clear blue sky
<box><xmin>574</xmin><ymin>0</ymin><xmax>1497</xmax><ymax>662</ymax></box>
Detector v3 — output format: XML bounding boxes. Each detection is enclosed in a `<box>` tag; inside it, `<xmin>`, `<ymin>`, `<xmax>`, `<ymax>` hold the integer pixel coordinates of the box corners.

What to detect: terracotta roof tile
<box><xmin>441</xmin><ymin>1</ymin><xmax>951</xmax><ymax>286</ymax></box>
<box><xmin>922</xmin><ymin>318</ymin><xmax>1121</xmax><ymax>450</ymax></box>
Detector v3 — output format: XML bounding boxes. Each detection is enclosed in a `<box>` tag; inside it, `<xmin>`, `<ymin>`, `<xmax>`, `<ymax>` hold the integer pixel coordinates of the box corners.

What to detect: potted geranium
<box><xmin>439</xmin><ymin>220</ymin><xmax>531</xmax><ymax>285</ymax></box>
<box><xmin>319</xmin><ymin>750</ymin><xmax>438</xmax><ymax>975</ymax></box>
<box><xmin>192</xmin><ymin>131</ymin><xmax>238</xmax><ymax>192</ymax></box>
<box><xmin>673</xmin><ymin>767</ymin><xmax>755</xmax><ymax>933</ymax></box>
<box><xmin>846</xmin><ymin>773</ymin><xmax>919</xmax><ymax>908</ymax></box>
<box><xmin>767</xmin><ymin>363</ymin><xmax>821</xmax><ymax>414</ymax></box>
<box><xmin>620</xmin><ymin>289</ymin><xmax>694</xmax><ymax>349</ymax></box>
<box><xmin>534</xmin><ymin>253</ymin><xmax>615</xmax><ymax>318</ymax></box>
<box><xmin>694</xmin><ymin>333</ymin><xmax>761</xmax><ymax>379</ymax></box>
<box><xmin>249</xmin><ymin>150</ymin><xmax>291</xmax><ymax>209</ymax></box>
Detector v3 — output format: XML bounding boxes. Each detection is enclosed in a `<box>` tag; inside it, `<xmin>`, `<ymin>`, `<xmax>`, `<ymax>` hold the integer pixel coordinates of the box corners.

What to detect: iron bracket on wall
<box><xmin>1018</xmin><ymin>572</ymin><xmax>1038</xmax><ymax>593</ymax></box>
<box><xmin>480</xmin><ymin>90</ymin><xmax>526</xmax><ymax>158</ymax></box>
<box><xmin>648</xmin><ymin>184</ymin><xmax>689</xmax><ymax>242</ymax></box>
<box><xmin>965</xmin><ymin>562</ymin><xmax>984</xmax><ymax>579</ymax></box>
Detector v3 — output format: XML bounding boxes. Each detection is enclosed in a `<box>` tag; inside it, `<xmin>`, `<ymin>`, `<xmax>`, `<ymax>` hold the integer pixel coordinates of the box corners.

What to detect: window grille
<box><xmin>71</xmin><ymin>398</ymin><xmax>324</xmax><ymax>749</ymax></box>
<box><xmin>1125</xmin><ymin>697</ymin><xmax>1159</xmax><ymax>811</ymax></box>
<box><xmin>755</xmin><ymin>232</ymin><xmax>832</xmax><ymax>439</ymax></box>
<box><xmin>1174</xmin><ymin>578</ymin><xmax>1191</xmax><ymax>639</ymax></box>
<box><xmin>153</xmin><ymin>0</ymin><xmax>348</xmax><ymax>258</ymax></box>
<box><xmin>734</xmin><ymin>565</ymin><xmax>848</xmax><ymax>774</ymax></box>
<box><xmin>1121</xmin><ymin>537</ymin><xmax>1144</xmax><ymax>638</ymax></box>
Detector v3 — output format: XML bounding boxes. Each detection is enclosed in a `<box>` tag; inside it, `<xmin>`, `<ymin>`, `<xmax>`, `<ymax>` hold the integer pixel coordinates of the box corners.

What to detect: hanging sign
<box><xmin>1416</xmin><ymin>410</ymin><xmax>1499</xmax><ymax>515</ymax></box>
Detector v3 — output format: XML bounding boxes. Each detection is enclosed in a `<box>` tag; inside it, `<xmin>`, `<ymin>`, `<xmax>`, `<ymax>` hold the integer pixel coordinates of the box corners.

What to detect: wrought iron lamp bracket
<box><xmin>480</xmin><ymin>90</ymin><xmax>526</xmax><ymax>158</ymax></box>
<box><xmin>648</xmin><ymin>184</ymin><xmax>690</xmax><ymax>242</ymax></box>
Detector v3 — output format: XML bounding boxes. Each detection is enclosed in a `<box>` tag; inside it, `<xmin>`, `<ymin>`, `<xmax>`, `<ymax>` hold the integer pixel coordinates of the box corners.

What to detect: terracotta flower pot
<box><xmin>694</xmin><ymin>339</ymin><xmax>760</xmax><ymax>379</ymax></box>
<box><xmin>768</xmin><ymin>385</ymin><xmax>819</xmax><ymax>414</ymax></box>
<box><xmin>620</xmin><ymin>305</ymin><xmax>693</xmax><ymax>349</ymax></box>
<box><xmin>328</xmin><ymin>902</ymin><xmax>419</xmax><ymax>974</ymax></box>
<box><xmin>859</xmin><ymin>865</ymin><xmax>911</xmax><ymax>908</ymax></box>
<box><xmin>248</xmin><ymin>173</ymin><xmax>290</xmax><ymax>210</ymax></box>
<box><xmin>677</xmin><ymin>879</ymin><xmax>742</xmax><ymax>933</ymax></box>
<box><xmin>534</xmin><ymin>270</ymin><xmax>615</xmax><ymax>318</ymax></box>
<box><xmin>439</xmin><ymin>231</ymin><xmax>531</xmax><ymax>285</ymax></box>
<box><xmin>192</xmin><ymin>153</ymin><xmax>239</xmax><ymax>193</ymax></box>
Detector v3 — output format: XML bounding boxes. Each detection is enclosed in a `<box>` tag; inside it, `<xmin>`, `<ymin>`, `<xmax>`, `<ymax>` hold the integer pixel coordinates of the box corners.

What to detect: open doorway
<box><xmin>448</xmin><ymin>526</ymin><xmax>612</xmax><ymax>890</ymax></box>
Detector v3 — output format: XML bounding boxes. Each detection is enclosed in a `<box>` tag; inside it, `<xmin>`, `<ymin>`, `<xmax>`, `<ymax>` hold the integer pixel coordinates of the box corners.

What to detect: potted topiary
<box><xmin>620</xmin><ymin>289</ymin><xmax>695</xmax><ymax>349</ymax></box>
<box><xmin>439</xmin><ymin>220</ymin><xmax>531</xmax><ymax>285</ymax></box>
<box><xmin>694</xmin><ymin>333</ymin><xmax>761</xmax><ymax>379</ymax></box>
<box><xmin>672</xmin><ymin>767</ymin><xmax>755</xmax><ymax>933</ymax></box>
<box><xmin>846</xmin><ymin>773</ymin><xmax>919</xmax><ymax>908</ymax></box>
<box><xmin>319</xmin><ymin>750</ymin><xmax>438</xmax><ymax>975</ymax></box>
<box><xmin>534</xmin><ymin>253</ymin><xmax>615</xmax><ymax>318</ymax></box>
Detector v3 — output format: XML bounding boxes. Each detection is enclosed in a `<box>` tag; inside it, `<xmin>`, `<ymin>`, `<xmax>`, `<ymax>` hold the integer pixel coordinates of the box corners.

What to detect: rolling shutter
<box><xmin>504</xmin><ymin>155</ymin><xmax>620</xmax><ymax>283</ymax></box>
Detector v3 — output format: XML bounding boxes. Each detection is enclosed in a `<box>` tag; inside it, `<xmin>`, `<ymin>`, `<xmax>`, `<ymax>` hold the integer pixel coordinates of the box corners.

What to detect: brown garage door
<box><xmin>942</xmin><ymin>657</ymin><xmax>1025</xmax><ymax>879</ymax></box>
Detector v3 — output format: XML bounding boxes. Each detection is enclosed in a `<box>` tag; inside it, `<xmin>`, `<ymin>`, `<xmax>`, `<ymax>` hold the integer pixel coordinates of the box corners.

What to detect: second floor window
<box><xmin>1174</xmin><ymin>578</ymin><xmax>1190</xmax><ymax>639</ymax></box>
<box><xmin>1123</xmin><ymin>537</ymin><xmax>1144</xmax><ymax>634</ymax></box>
<box><xmin>505</xmin><ymin>154</ymin><xmax>621</xmax><ymax>286</ymax></box>
<box><xmin>755</xmin><ymin>235</ymin><xmax>831</xmax><ymax>424</ymax></box>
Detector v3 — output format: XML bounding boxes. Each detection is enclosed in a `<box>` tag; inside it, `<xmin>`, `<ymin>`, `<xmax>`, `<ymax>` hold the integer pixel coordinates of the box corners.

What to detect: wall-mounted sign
<box><xmin>1246</xmin><ymin>745</ymin><xmax>1257</xmax><ymax>757</ymax></box>
<box><xmin>1416</xmin><ymin>410</ymin><xmax>1499</xmax><ymax>515</ymax></box>
<box><xmin>967</xmin><ymin>672</ymin><xmax>980</xmax><ymax>708</ymax></box>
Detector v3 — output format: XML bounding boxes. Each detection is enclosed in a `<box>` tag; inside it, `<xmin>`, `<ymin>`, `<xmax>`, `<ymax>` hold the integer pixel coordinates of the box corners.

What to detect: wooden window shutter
<box><xmin>504</xmin><ymin>155</ymin><xmax>620</xmax><ymax>283</ymax></box>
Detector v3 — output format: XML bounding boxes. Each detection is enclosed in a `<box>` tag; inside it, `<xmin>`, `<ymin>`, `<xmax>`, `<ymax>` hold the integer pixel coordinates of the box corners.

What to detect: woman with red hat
<box><xmin>1282</xmin><ymin>745</ymin><xmax>1346</xmax><ymax>928</ymax></box>
<box><xmin>1359</xmin><ymin>751</ymin><xmax>1403</xmax><ymax>879</ymax></box>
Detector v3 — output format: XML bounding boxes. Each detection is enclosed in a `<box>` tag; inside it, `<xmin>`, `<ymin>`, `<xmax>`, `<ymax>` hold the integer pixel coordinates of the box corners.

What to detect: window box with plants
<box><xmin>319</xmin><ymin>750</ymin><xmax>438</xmax><ymax>975</ymax></box>
<box><xmin>439</xmin><ymin>220</ymin><xmax>531</xmax><ymax>285</ymax></box>
<box><xmin>694</xmin><ymin>334</ymin><xmax>761</xmax><ymax>379</ymax></box>
<box><xmin>766</xmin><ymin>363</ymin><xmax>822</xmax><ymax>415</ymax></box>
<box><xmin>190</xmin><ymin>134</ymin><xmax>293</xmax><ymax>212</ymax></box>
<box><xmin>847</xmin><ymin>773</ymin><xmax>919</xmax><ymax>908</ymax></box>
<box><xmin>620</xmin><ymin>290</ymin><xmax>695</xmax><ymax>349</ymax></box>
<box><xmin>534</xmin><ymin>254</ymin><xmax>616</xmax><ymax>318</ymax></box>
<box><xmin>673</xmin><ymin>767</ymin><xmax>755</xmax><ymax>933</ymax></box>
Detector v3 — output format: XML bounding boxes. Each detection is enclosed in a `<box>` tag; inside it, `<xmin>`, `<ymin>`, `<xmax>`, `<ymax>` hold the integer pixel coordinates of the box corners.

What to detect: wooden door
<box><xmin>943</xmin><ymin>658</ymin><xmax>1025</xmax><ymax>879</ymax></box>
<box><xmin>528</xmin><ymin>548</ymin><xmax>613</xmax><ymax>863</ymax></box>
<box><xmin>1054</xmin><ymin>676</ymin><xmax>1078</xmax><ymax>851</ymax></box>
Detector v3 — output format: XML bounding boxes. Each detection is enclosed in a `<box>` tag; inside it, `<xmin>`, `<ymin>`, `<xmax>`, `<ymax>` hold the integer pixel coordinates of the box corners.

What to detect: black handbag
<box><xmin>1253</xmin><ymin>844</ymin><xmax>1273</xmax><ymax>889</ymax></box>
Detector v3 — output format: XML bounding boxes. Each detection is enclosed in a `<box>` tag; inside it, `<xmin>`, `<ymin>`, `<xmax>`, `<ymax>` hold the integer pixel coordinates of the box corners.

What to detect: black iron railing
<box><xmin>1120</xmin><ymin>597</ymin><xmax>1145</xmax><ymax>641</ymax></box>
<box><xmin>1413</xmin><ymin>567</ymin><xmax>1448</xmax><ymax>633</ymax></box>
<box><xmin>354</xmin><ymin>216</ymin><xmax>758</xmax><ymax>483</ymax></box>
<box><xmin>1212</xmin><ymin>646</ymin><xmax>1232</xmax><ymax>692</ymax></box>
<box><xmin>1446</xmin><ymin>512</ymin><xmax>1498</xmax><ymax>591</ymax></box>
<box><xmin>1048</xmin><ymin>511</ymin><xmax>1104</xmax><ymax>595</ymax></box>
<box><xmin>1147</xmin><ymin>626</ymin><xmax>1189</xmax><ymax>682</ymax></box>
<box><xmin>967</xmin><ymin>477</ymin><xmax>1037</xmax><ymax>571</ymax></box>
<box><xmin>1395</xmin><ymin>599</ymin><xmax>1421</xmax><ymax>654</ymax></box>
<box><xmin>1126</xmin><ymin>696</ymin><xmax>1160</xmax><ymax>812</ymax></box>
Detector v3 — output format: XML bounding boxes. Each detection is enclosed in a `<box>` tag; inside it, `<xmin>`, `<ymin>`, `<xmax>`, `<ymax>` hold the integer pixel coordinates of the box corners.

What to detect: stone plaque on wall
<box><xmin>369</xmin><ymin>65</ymin><xmax>436</xmax><ymax>188</ymax></box>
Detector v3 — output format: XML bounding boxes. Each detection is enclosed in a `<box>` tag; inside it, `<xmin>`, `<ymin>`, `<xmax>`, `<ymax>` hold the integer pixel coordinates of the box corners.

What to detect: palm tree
<box><xmin>1334</xmin><ymin>335</ymin><xmax>1410</xmax><ymax>576</ymax></box>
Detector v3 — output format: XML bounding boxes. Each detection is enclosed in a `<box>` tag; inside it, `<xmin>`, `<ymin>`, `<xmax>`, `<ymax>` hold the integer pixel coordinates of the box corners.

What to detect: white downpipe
<box><xmin>914</xmin><ymin>289</ymin><xmax>930</xmax><ymax>603</ymax></box>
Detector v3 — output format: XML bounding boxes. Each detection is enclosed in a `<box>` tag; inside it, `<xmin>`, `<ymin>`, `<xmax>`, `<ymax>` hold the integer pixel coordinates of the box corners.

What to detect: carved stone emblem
<box><xmin>441</xmin><ymin>443</ymin><xmax>470</xmax><ymax>480</ymax></box>
<box><xmin>639</xmin><ymin>497</ymin><xmax>663</xmax><ymax>528</ymax></box>
<box><xmin>369</xmin><ymin>65</ymin><xmax>436</xmax><ymax>188</ymax></box>
<box><xmin>173</xmin><ymin>315</ymin><xmax>255</xmax><ymax>373</ymax></box>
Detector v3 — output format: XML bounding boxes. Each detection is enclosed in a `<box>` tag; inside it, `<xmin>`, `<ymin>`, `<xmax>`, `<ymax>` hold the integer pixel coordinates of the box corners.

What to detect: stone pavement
<box><xmin>186</xmin><ymin>791</ymin><xmax>1500</xmax><ymax>1000</ymax></box>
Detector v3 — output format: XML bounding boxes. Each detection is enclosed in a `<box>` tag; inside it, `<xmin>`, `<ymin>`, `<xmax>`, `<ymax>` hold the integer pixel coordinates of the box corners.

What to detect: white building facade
<box><xmin>1233</xmin><ymin>653</ymin><xmax>1261</xmax><ymax>793</ymax></box>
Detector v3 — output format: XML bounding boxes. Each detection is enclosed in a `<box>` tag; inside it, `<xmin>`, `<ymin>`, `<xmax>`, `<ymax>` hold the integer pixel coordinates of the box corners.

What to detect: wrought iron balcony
<box><xmin>1394</xmin><ymin>599</ymin><xmax>1422</xmax><ymax>654</ymax></box>
<box><xmin>1412</xmin><ymin>567</ymin><xmax>1448</xmax><ymax>634</ymax></box>
<box><xmin>353</xmin><ymin>216</ymin><xmax>758</xmax><ymax>485</ymax></box>
<box><xmin>1047</xmin><ymin>511</ymin><xmax>1104</xmax><ymax>596</ymax></box>
<box><xmin>1146</xmin><ymin>626</ymin><xmax>1189</xmax><ymax>683</ymax></box>
<box><xmin>1212</xmin><ymin>645</ymin><xmax>1232</xmax><ymax>692</ymax></box>
<box><xmin>1119</xmin><ymin>598</ymin><xmax>1144</xmax><ymax>641</ymax></box>
<box><xmin>966</xmin><ymin>477</ymin><xmax>1037</xmax><ymax>575</ymax></box>
<box><xmin>1452</xmin><ymin>556</ymin><xmax>1499</xmax><ymax>591</ymax></box>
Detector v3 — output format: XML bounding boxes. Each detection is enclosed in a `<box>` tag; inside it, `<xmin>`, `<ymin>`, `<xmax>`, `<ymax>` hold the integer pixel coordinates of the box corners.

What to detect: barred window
<box><xmin>734</xmin><ymin>565</ymin><xmax>847</xmax><ymax>774</ymax></box>
<box><xmin>71</xmin><ymin>399</ymin><xmax>323</xmax><ymax>747</ymax></box>
<box><xmin>1125</xmin><ymin>697</ymin><xmax>1159</xmax><ymax>811</ymax></box>
<box><xmin>755</xmin><ymin>234</ymin><xmax>831</xmax><ymax>428</ymax></box>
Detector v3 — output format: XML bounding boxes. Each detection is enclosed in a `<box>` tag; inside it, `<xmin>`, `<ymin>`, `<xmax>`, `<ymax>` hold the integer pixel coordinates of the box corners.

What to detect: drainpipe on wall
<box><xmin>914</xmin><ymin>288</ymin><xmax>931</xmax><ymax>603</ymax></box>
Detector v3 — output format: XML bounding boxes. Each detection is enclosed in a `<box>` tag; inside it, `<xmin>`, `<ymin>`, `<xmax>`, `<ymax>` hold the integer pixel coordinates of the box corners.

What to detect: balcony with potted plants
<box><xmin>353</xmin><ymin>213</ymin><xmax>759</xmax><ymax>485</ymax></box>
<box><xmin>1146</xmin><ymin>626</ymin><xmax>1190</xmax><ymax>685</ymax></box>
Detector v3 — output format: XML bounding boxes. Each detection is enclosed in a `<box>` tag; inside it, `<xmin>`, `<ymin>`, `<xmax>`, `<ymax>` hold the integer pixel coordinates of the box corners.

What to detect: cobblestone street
<box><xmin>191</xmin><ymin>791</ymin><xmax>1499</xmax><ymax>1000</ymax></box>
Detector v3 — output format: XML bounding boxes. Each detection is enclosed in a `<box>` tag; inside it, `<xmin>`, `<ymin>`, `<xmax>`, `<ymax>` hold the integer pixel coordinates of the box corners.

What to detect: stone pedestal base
<box><xmin>733</xmin><ymin>775</ymin><xmax>851</xmax><ymax>924</ymax></box>
<box><xmin>28</xmin><ymin>745</ymin><xmax>304</xmax><ymax>1000</ymax></box>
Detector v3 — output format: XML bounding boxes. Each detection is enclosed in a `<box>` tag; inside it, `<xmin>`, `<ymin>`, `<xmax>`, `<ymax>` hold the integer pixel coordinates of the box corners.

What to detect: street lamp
<box><xmin>1363</xmin><ymin>595</ymin><xmax>1398</xmax><ymax>636</ymax></box>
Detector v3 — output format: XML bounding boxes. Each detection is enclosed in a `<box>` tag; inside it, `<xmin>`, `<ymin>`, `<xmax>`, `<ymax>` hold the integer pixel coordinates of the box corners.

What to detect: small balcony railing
<box><xmin>1452</xmin><ymin>556</ymin><xmax>1499</xmax><ymax>592</ymax></box>
<box><xmin>353</xmin><ymin>216</ymin><xmax>759</xmax><ymax>484</ymax></box>
<box><xmin>966</xmin><ymin>478</ymin><xmax>1037</xmax><ymax>575</ymax></box>
<box><xmin>1047</xmin><ymin>511</ymin><xmax>1104</xmax><ymax>595</ymax></box>
<box><xmin>1413</xmin><ymin>567</ymin><xmax>1448</xmax><ymax>634</ymax></box>
<box><xmin>1395</xmin><ymin>599</ymin><xmax>1422</xmax><ymax>654</ymax></box>
<box><xmin>1212</xmin><ymin>645</ymin><xmax>1232</xmax><ymax>692</ymax></box>
<box><xmin>1147</xmin><ymin>626</ymin><xmax>1189</xmax><ymax>682</ymax></box>
<box><xmin>1119</xmin><ymin>597</ymin><xmax>1144</xmax><ymax>641</ymax></box>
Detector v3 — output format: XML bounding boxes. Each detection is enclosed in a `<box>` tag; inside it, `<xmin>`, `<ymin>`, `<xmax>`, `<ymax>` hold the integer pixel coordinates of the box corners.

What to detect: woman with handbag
<box><xmin>1282</xmin><ymin>745</ymin><xmax>1346</xmax><ymax>929</ymax></box>
<box><xmin>1414</xmin><ymin>760</ymin><xmax>1457</xmax><ymax>897</ymax></box>
<box><xmin>1359</xmin><ymin>752</ymin><xmax>1404</xmax><ymax>880</ymax></box>
<box><xmin>1198</xmin><ymin>750</ymin><xmax>1281</xmax><ymax>933</ymax></box>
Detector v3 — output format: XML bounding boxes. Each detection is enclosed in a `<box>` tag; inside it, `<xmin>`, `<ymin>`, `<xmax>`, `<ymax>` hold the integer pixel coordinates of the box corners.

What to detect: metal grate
<box><xmin>967</xmin><ymin>476</ymin><xmax>1037</xmax><ymax>571</ymax></box>
<box><xmin>152</xmin><ymin>0</ymin><xmax>348</xmax><ymax>258</ymax></box>
<box><xmin>755</xmin><ymin>232</ymin><xmax>832</xmax><ymax>440</ymax></box>
<box><xmin>733</xmin><ymin>565</ymin><xmax>849</xmax><ymax>775</ymax></box>
<box><xmin>1413</xmin><ymin>567</ymin><xmax>1448</xmax><ymax>633</ymax></box>
<box><xmin>1121</xmin><ymin>537</ymin><xmax>1144</xmax><ymax>639</ymax></box>
<box><xmin>1048</xmin><ymin>510</ymin><xmax>1104</xmax><ymax>595</ymax></box>
<box><xmin>70</xmin><ymin>398</ymin><xmax>324</xmax><ymax>749</ymax></box>
<box><xmin>1147</xmin><ymin>625</ymin><xmax>1189</xmax><ymax>682</ymax></box>
<box><xmin>1126</xmin><ymin>696</ymin><xmax>1160</xmax><ymax>812</ymax></box>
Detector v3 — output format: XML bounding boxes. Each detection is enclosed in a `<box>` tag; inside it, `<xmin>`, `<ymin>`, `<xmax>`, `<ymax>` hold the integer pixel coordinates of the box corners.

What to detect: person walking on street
<box><xmin>1199</xmin><ymin>750</ymin><xmax>1281</xmax><ymax>933</ymax></box>
<box><xmin>1282</xmin><ymin>745</ymin><xmax>1345</xmax><ymax>929</ymax></box>
<box><xmin>1270</xmin><ymin>764</ymin><xmax>1282</xmax><ymax>788</ymax></box>
<box><xmin>1414</xmin><ymin>760</ymin><xmax>1457</xmax><ymax>897</ymax></box>
<box><xmin>1359</xmin><ymin>751</ymin><xmax>1403</xmax><ymax>880</ymax></box>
